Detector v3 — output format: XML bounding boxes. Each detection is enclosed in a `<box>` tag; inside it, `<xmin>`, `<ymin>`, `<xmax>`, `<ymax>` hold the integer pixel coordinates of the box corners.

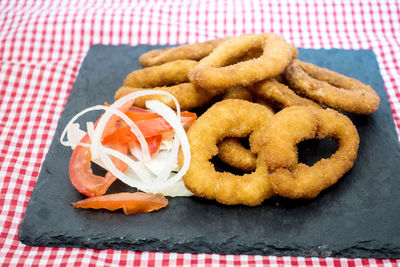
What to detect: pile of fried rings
<box><xmin>115</xmin><ymin>33</ymin><xmax>380</xmax><ymax>206</ymax></box>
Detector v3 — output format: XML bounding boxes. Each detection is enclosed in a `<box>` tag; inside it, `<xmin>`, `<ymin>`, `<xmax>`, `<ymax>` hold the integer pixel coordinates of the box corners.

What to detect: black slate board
<box><xmin>19</xmin><ymin>45</ymin><xmax>400</xmax><ymax>258</ymax></box>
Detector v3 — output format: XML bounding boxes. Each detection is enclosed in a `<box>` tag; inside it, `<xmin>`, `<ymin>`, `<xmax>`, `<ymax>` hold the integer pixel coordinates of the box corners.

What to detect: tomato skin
<box><xmin>127</xmin><ymin>134</ymin><xmax>162</xmax><ymax>157</ymax></box>
<box><xmin>69</xmin><ymin>101</ymin><xmax>134</xmax><ymax>197</ymax></box>
<box><xmin>69</xmin><ymin>105</ymin><xmax>194</xmax><ymax>197</ymax></box>
<box><xmin>69</xmin><ymin>134</ymin><xmax>128</xmax><ymax>197</ymax></box>
<box><xmin>102</xmin><ymin>111</ymin><xmax>196</xmax><ymax>145</ymax></box>
<box><xmin>147</xmin><ymin>135</ymin><xmax>162</xmax><ymax>155</ymax></box>
<box><xmin>125</xmin><ymin>111</ymin><xmax>161</xmax><ymax>121</ymax></box>
<box><xmin>72</xmin><ymin>192</ymin><xmax>168</xmax><ymax>215</ymax></box>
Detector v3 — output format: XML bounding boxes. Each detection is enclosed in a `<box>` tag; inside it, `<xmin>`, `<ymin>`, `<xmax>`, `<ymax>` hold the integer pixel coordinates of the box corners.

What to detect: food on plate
<box><xmin>62</xmin><ymin>32</ymin><xmax>380</xmax><ymax>213</ymax></box>
<box><xmin>72</xmin><ymin>192</ymin><xmax>168</xmax><ymax>215</ymax></box>
<box><xmin>253</xmin><ymin>96</ymin><xmax>276</xmax><ymax>113</ymax></box>
<box><xmin>217</xmin><ymin>87</ymin><xmax>274</xmax><ymax>171</ymax></box>
<box><xmin>139</xmin><ymin>37</ymin><xmax>231</xmax><ymax>67</ymax></box>
<box><xmin>261</xmin><ymin>106</ymin><xmax>360</xmax><ymax>199</ymax></box>
<box><xmin>69</xmin><ymin>132</ymin><xmax>129</xmax><ymax>197</ymax></box>
<box><xmin>61</xmin><ymin>90</ymin><xmax>198</xmax><ymax>214</ymax></box>
<box><xmin>222</xmin><ymin>86</ymin><xmax>253</xmax><ymax>101</ymax></box>
<box><xmin>68</xmin><ymin>100</ymin><xmax>135</xmax><ymax>197</ymax></box>
<box><xmin>188</xmin><ymin>33</ymin><xmax>297</xmax><ymax>94</ymax></box>
<box><xmin>284</xmin><ymin>59</ymin><xmax>380</xmax><ymax>114</ymax></box>
<box><xmin>249</xmin><ymin>78</ymin><xmax>321</xmax><ymax>110</ymax></box>
<box><xmin>217</xmin><ymin>137</ymin><xmax>257</xmax><ymax>172</ymax></box>
<box><xmin>123</xmin><ymin>59</ymin><xmax>197</xmax><ymax>88</ymax></box>
<box><xmin>182</xmin><ymin>99</ymin><xmax>275</xmax><ymax>206</ymax></box>
<box><xmin>115</xmin><ymin>60</ymin><xmax>213</xmax><ymax>110</ymax></box>
<box><xmin>101</xmin><ymin>108</ymin><xmax>196</xmax><ymax>147</ymax></box>
<box><xmin>115</xmin><ymin>84</ymin><xmax>213</xmax><ymax>111</ymax></box>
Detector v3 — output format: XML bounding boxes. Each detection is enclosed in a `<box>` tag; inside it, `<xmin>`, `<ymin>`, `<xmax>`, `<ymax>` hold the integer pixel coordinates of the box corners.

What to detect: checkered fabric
<box><xmin>0</xmin><ymin>0</ymin><xmax>399</xmax><ymax>266</ymax></box>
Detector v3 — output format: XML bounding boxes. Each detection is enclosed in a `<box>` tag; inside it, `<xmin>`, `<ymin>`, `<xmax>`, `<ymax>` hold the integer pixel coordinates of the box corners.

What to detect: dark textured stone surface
<box><xmin>19</xmin><ymin>45</ymin><xmax>400</xmax><ymax>258</ymax></box>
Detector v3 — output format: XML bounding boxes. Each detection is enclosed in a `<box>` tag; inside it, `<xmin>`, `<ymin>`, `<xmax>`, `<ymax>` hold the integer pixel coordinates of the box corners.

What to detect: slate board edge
<box><xmin>19</xmin><ymin>233</ymin><xmax>399</xmax><ymax>259</ymax></box>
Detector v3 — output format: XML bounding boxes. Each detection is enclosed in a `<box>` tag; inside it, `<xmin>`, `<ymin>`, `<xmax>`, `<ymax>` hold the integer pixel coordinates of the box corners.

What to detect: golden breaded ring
<box><xmin>217</xmin><ymin>93</ymin><xmax>274</xmax><ymax>172</ymax></box>
<box><xmin>222</xmin><ymin>86</ymin><xmax>252</xmax><ymax>101</ymax></box>
<box><xmin>139</xmin><ymin>37</ymin><xmax>231</xmax><ymax>67</ymax></box>
<box><xmin>262</xmin><ymin>106</ymin><xmax>359</xmax><ymax>199</ymax></box>
<box><xmin>253</xmin><ymin>96</ymin><xmax>276</xmax><ymax>113</ymax></box>
<box><xmin>216</xmin><ymin>95</ymin><xmax>274</xmax><ymax>172</ymax></box>
<box><xmin>284</xmin><ymin>59</ymin><xmax>380</xmax><ymax>114</ymax></box>
<box><xmin>115</xmin><ymin>84</ymin><xmax>213</xmax><ymax>110</ymax></box>
<box><xmin>189</xmin><ymin>33</ymin><xmax>298</xmax><ymax>94</ymax></box>
<box><xmin>115</xmin><ymin>60</ymin><xmax>213</xmax><ymax>110</ymax></box>
<box><xmin>217</xmin><ymin>137</ymin><xmax>257</xmax><ymax>172</ymax></box>
<box><xmin>249</xmin><ymin>78</ymin><xmax>321</xmax><ymax>109</ymax></box>
<box><xmin>183</xmin><ymin>99</ymin><xmax>275</xmax><ymax>206</ymax></box>
<box><xmin>123</xmin><ymin>60</ymin><xmax>198</xmax><ymax>88</ymax></box>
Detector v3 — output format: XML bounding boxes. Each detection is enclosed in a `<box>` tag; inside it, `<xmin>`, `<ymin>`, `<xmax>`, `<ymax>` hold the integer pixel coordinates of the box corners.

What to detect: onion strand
<box><xmin>60</xmin><ymin>90</ymin><xmax>193</xmax><ymax>197</ymax></box>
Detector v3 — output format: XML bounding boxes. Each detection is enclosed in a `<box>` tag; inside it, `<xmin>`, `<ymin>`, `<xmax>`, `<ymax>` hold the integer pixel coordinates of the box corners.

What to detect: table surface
<box><xmin>1</xmin><ymin>0</ymin><xmax>399</xmax><ymax>266</ymax></box>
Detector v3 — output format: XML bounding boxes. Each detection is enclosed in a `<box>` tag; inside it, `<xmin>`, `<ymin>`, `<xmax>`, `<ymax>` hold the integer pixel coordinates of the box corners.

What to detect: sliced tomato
<box><xmin>102</xmin><ymin>111</ymin><xmax>196</xmax><ymax>145</ymax></box>
<box><xmin>128</xmin><ymin>134</ymin><xmax>162</xmax><ymax>156</ymax></box>
<box><xmin>125</xmin><ymin>111</ymin><xmax>160</xmax><ymax>121</ymax></box>
<box><xmin>103</xmin><ymin>100</ymin><xmax>135</xmax><ymax>137</ymax></box>
<box><xmin>128</xmin><ymin>106</ymin><xmax>148</xmax><ymax>113</ymax></box>
<box><xmin>72</xmin><ymin>192</ymin><xmax>168</xmax><ymax>215</ymax></box>
<box><xmin>146</xmin><ymin>135</ymin><xmax>162</xmax><ymax>155</ymax></box>
<box><xmin>69</xmin><ymin>101</ymin><xmax>134</xmax><ymax>197</ymax></box>
<box><xmin>69</xmin><ymin>134</ymin><xmax>128</xmax><ymax>197</ymax></box>
<box><xmin>69</xmin><ymin>104</ymin><xmax>193</xmax><ymax>197</ymax></box>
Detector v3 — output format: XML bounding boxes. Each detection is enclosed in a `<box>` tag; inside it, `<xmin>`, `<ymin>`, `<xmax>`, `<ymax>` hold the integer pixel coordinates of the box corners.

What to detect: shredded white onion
<box><xmin>66</xmin><ymin>123</ymin><xmax>86</xmax><ymax>149</ymax></box>
<box><xmin>60</xmin><ymin>90</ymin><xmax>193</xmax><ymax>197</ymax></box>
<box><xmin>60</xmin><ymin>105</ymin><xmax>148</xmax><ymax>156</ymax></box>
<box><xmin>146</xmin><ymin>100</ymin><xmax>191</xmax><ymax>186</ymax></box>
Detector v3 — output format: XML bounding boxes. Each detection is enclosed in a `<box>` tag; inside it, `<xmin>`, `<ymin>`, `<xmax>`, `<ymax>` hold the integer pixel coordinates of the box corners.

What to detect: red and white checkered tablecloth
<box><xmin>0</xmin><ymin>0</ymin><xmax>399</xmax><ymax>266</ymax></box>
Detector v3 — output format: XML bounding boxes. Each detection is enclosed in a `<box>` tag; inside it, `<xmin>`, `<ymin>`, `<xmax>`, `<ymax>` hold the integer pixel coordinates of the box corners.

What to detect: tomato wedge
<box><xmin>102</xmin><ymin>111</ymin><xmax>196</xmax><ymax>145</ymax></box>
<box><xmin>72</xmin><ymin>192</ymin><xmax>168</xmax><ymax>215</ymax></box>
<box><xmin>146</xmin><ymin>135</ymin><xmax>162</xmax><ymax>155</ymax></box>
<box><xmin>69</xmin><ymin>101</ymin><xmax>135</xmax><ymax>197</ymax></box>
<box><xmin>69</xmin><ymin>103</ymin><xmax>194</xmax><ymax>197</ymax></box>
<box><xmin>128</xmin><ymin>134</ymin><xmax>162</xmax><ymax>156</ymax></box>
<box><xmin>69</xmin><ymin>134</ymin><xmax>129</xmax><ymax>197</ymax></box>
<box><xmin>125</xmin><ymin>110</ymin><xmax>161</xmax><ymax>121</ymax></box>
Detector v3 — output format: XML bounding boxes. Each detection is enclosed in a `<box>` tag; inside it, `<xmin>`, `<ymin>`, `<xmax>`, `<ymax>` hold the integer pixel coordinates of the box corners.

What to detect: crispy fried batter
<box><xmin>217</xmin><ymin>89</ymin><xmax>274</xmax><ymax>172</ymax></box>
<box><xmin>115</xmin><ymin>84</ymin><xmax>212</xmax><ymax>110</ymax></box>
<box><xmin>217</xmin><ymin>137</ymin><xmax>257</xmax><ymax>172</ymax></box>
<box><xmin>249</xmin><ymin>78</ymin><xmax>321</xmax><ymax>109</ymax></box>
<box><xmin>284</xmin><ymin>59</ymin><xmax>380</xmax><ymax>114</ymax></box>
<box><xmin>183</xmin><ymin>99</ymin><xmax>275</xmax><ymax>206</ymax></box>
<box><xmin>262</xmin><ymin>106</ymin><xmax>359</xmax><ymax>199</ymax></box>
<box><xmin>222</xmin><ymin>86</ymin><xmax>253</xmax><ymax>101</ymax></box>
<box><xmin>123</xmin><ymin>60</ymin><xmax>197</xmax><ymax>88</ymax></box>
<box><xmin>115</xmin><ymin>60</ymin><xmax>213</xmax><ymax>110</ymax></box>
<box><xmin>139</xmin><ymin>37</ymin><xmax>230</xmax><ymax>67</ymax></box>
<box><xmin>189</xmin><ymin>33</ymin><xmax>298</xmax><ymax>94</ymax></box>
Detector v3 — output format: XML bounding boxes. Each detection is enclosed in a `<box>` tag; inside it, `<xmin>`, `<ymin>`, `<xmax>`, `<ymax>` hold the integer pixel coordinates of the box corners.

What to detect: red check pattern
<box><xmin>0</xmin><ymin>0</ymin><xmax>399</xmax><ymax>266</ymax></box>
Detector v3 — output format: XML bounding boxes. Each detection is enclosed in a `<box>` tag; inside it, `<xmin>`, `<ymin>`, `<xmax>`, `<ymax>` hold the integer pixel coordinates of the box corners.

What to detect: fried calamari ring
<box><xmin>222</xmin><ymin>86</ymin><xmax>252</xmax><ymax>101</ymax></box>
<box><xmin>249</xmin><ymin>78</ymin><xmax>321</xmax><ymax>109</ymax></box>
<box><xmin>115</xmin><ymin>60</ymin><xmax>213</xmax><ymax>110</ymax></box>
<box><xmin>253</xmin><ymin>96</ymin><xmax>276</xmax><ymax>114</ymax></box>
<box><xmin>123</xmin><ymin>59</ymin><xmax>197</xmax><ymax>88</ymax></box>
<box><xmin>261</xmin><ymin>106</ymin><xmax>359</xmax><ymax>199</ymax></box>
<box><xmin>217</xmin><ymin>93</ymin><xmax>275</xmax><ymax>172</ymax></box>
<box><xmin>284</xmin><ymin>59</ymin><xmax>380</xmax><ymax>114</ymax></box>
<box><xmin>183</xmin><ymin>99</ymin><xmax>275</xmax><ymax>206</ymax></box>
<box><xmin>189</xmin><ymin>33</ymin><xmax>298</xmax><ymax>94</ymax></box>
<box><xmin>139</xmin><ymin>37</ymin><xmax>230</xmax><ymax>67</ymax></box>
<box><xmin>216</xmin><ymin>96</ymin><xmax>274</xmax><ymax>172</ymax></box>
<box><xmin>217</xmin><ymin>137</ymin><xmax>257</xmax><ymax>172</ymax></box>
<box><xmin>115</xmin><ymin>84</ymin><xmax>212</xmax><ymax>110</ymax></box>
